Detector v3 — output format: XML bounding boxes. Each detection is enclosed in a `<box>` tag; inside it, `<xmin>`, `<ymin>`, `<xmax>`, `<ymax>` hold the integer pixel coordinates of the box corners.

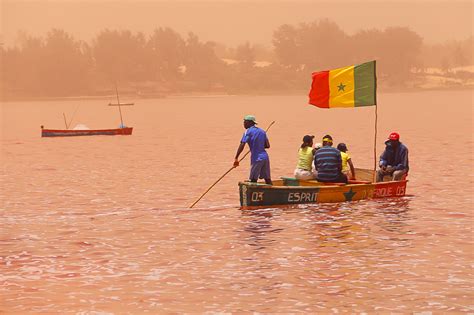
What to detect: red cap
<box><xmin>388</xmin><ymin>132</ymin><xmax>400</xmax><ymax>141</ymax></box>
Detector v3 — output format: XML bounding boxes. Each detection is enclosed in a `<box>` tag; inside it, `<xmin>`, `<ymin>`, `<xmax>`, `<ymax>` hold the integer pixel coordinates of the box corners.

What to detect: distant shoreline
<box><xmin>2</xmin><ymin>85</ymin><xmax>473</xmax><ymax>103</ymax></box>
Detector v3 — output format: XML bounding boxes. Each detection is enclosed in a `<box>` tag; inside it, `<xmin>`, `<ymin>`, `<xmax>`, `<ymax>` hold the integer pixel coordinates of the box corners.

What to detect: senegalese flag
<box><xmin>308</xmin><ymin>60</ymin><xmax>376</xmax><ymax>108</ymax></box>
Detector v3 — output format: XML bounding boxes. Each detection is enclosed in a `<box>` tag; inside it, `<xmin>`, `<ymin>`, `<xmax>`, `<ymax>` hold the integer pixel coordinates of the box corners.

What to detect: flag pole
<box><xmin>373</xmin><ymin>60</ymin><xmax>378</xmax><ymax>182</ymax></box>
<box><xmin>373</xmin><ymin>104</ymin><xmax>378</xmax><ymax>182</ymax></box>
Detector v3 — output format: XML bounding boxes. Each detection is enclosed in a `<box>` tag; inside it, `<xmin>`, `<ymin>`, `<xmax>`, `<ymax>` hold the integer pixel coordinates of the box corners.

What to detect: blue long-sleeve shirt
<box><xmin>241</xmin><ymin>126</ymin><xmax>269</xmax><ymax>163</ymax></box>
<box><xmin>379</xmin><ymin>141</ymin><xmax>409</xmax><ymax>171</ymax></box>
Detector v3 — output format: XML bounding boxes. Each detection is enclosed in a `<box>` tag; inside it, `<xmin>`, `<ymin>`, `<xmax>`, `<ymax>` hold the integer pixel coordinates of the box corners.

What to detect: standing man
<box><xmin>314</xmin><ymin>135</ymin><xmax>348</xmax><ymax>183</ymax></box>
<box><xmin>234</xmin><ymin>115</ymin><xmax>272</xmax><ymax>185</ymax></box>
<box><xmin>377</xmin><ymin>132</ymin><xmax>409</xmax><ymax>182</ymax></box>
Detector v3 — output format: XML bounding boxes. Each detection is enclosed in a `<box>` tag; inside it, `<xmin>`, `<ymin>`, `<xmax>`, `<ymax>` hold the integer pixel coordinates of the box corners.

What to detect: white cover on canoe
<box><xmin>72</xmin><ymin>124</ymin><xmax>90</xmax><ymax>130</ymax></box>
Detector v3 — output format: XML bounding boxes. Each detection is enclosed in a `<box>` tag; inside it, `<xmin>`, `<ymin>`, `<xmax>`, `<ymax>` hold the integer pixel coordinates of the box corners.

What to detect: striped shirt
<box><xmin>314</xmin><ymin>146</ymin><xmax>342</xmax><ymax>182</ymax></box>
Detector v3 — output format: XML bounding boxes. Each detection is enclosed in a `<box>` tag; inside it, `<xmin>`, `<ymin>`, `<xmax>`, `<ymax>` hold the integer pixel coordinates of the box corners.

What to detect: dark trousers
<box><xmin>317</xmin><ymin>173</ymin><xmax>348</xmax><ymax>184</ymax></box>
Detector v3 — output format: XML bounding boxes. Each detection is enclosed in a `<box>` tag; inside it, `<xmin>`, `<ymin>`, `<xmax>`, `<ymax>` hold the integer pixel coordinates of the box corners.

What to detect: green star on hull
<box><xmin>343</xmin><ymin>188</ymin><xmax>356</xmax><ymax>201</ymax></box>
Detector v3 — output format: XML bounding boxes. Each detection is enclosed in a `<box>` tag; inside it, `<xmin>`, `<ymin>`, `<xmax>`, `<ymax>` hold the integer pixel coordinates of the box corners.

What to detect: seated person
<box><xmin>294</xmin><ymin>135</ymin><xmax>317</xmax><ymax>180</ymax></box>
<box><xmin>337</xmin><ymin>143</ymin><xmax>356</xmax><ymax>180</ymax></box>
<box><xmin>377</xmin><ymin>132</ymin><xmax>409</xmax><ymax>182</ymax></box>
<box><xmin>314</xmin><ymin>135</ymin><xmax>348</xmax><ymax>184</ymax></box>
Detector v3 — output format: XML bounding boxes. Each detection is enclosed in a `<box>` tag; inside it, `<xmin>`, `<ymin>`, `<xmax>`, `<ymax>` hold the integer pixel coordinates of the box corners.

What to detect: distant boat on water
<box><xmin>41</xmin><ymin>86</ymin><xmax>134</xmax><ymax>137</ymax></box>
<box><xmin>41</xmin><ymin>126</ymin><xmax>133</xmax><ymax>137</ymax></box>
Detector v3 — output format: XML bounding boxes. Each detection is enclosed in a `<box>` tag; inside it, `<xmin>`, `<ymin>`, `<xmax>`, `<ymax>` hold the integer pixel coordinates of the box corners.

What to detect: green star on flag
<box><xmin>337</xmin><ymin>82</ymin><xmax>346</xmax><ymax>92</ymax></box>
<box><xmin>309</xmin><ymin>60</ymin><xmax>377</xmax><ymax>108</ymax></box>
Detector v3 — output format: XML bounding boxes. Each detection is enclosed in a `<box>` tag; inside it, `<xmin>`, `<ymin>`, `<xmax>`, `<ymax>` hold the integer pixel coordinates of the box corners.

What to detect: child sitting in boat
<box><xmin>294</xmin><ymin>135</ymin><xmax>317</xmax><ymax>180</ymax></box>
<box><xmin>337</xmin><ymin>143</ymin><xmax>356</xmax><ymax>180</ymax></box>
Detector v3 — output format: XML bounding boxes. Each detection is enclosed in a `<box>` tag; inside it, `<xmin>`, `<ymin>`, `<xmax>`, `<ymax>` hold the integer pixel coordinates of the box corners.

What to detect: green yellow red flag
<box><xmin>308</xmin><ymin>60</ymin><xmax>377</xmax><ymax>108</ymax></box>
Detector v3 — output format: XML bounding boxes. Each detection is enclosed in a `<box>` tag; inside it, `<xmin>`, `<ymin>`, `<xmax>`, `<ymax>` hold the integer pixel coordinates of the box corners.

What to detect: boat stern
<box><xmin>239</xmin><ymin>181</ymin><xmax>320</xmax><ymax>208</ymax></box>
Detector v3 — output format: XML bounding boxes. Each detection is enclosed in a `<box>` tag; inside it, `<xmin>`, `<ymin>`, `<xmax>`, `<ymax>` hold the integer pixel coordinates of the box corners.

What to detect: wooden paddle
<box><xmin>189</xmin><ymin>121</ymin><xmax>276</xmax><ymax>208</ymax></box>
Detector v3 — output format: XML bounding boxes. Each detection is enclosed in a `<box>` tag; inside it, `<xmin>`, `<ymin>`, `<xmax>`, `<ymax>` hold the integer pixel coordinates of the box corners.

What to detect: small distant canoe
<box><xmin>41</xmin><ymin>127</ymin><xmax>133</xmax><ymax>137</ymax></box>
<box><xmin>239</xmin><ymin>168</ymin><xmax>407</xmax><ymax>208</ymax></box>
<box><xmin>42</xmin><ymin>86</ymin><xmax>134</xmax><ymax>138</ymax></box>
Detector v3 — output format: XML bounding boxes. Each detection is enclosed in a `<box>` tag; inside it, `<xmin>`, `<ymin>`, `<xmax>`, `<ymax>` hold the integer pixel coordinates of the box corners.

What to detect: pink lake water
<box><xmin>1</xmin><ymin>90</ymin><xmax>473</xmax><ymax>313</ymax></box>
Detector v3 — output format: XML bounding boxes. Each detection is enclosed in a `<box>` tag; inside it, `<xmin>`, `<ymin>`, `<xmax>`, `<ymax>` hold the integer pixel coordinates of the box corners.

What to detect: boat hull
<box><xmin>41</xmin><ymin>127</ymin><xmax>133</xmax><ymax>137</ymax></box>
<box><xmin>239</xmin><ymin>179</ymin><xmax>407</xmax><ymax>208</ymax></box>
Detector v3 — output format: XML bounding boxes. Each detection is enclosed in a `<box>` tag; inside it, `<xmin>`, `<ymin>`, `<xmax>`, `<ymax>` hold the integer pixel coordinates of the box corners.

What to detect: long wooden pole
<box><xmin>189</xmin><ymin>121</ymin><xmax>275</xmax><ymax>208</ymax></box>
<box><xmin>115</xmin><ymin>83</ymin><xmax>124</xmax><ymax>127</ymax></box>
<box><xmin>67</xmin><ymin>105</ymin><xmax>80</xmax><ymax>129</ymax></box>
<box><xmin>63</xmin><ymin>113</ymin><xmax>68</xmax><ymax>129</ymax></box>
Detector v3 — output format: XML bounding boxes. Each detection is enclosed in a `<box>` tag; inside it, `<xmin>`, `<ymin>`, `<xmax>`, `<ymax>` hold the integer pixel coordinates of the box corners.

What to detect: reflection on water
<box><xmin>1</xmin><ymin>92</ymin><xmax>473</xmax><ymax>312</ymax></box>
<box><xmin>373</xmin><ymin>197</ymin><xmax>413</xmax><ymax>233</ymax></box>
<box><xmin>241</xmin><ymin>209</ymin><xmax>282</xmax><ymax>251</ymax></box>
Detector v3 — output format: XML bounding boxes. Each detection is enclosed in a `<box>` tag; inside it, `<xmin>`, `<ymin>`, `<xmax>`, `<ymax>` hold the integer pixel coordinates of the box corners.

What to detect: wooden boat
<box><xmin>235</xmin><ymin>62</ymin><xmax>409</xmax><ymax>209</ymax></box>
<box><xmin>41</xmin><ymin>86</ymin><xmax>134</xmax><ymax>138</ymax></box>
<box><xmin>41</xmin><ymin>126</ymin><xmax>133</xmax><ymax>137</ymax></box>
<box><xmin>239</xmin><ymin>168</ymin><xmax>407</xmax><ymax>208</ymax></box>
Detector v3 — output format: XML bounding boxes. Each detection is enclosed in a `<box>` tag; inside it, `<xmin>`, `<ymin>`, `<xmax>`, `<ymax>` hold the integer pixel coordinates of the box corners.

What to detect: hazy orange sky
<box><xmin>1</xmin><ymin>0</ymin><xmax>473</xmax><ymax>48</ymax></box>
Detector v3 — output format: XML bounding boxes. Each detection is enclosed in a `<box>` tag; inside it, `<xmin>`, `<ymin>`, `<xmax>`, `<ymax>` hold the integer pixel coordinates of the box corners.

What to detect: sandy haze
<box><xmin>1</xmin><ymin>0</ymin><xmax>472</xmax><ymax>99</ymax></box>
<box><xmin>2</xmin><ymin>0</ymin><xmax>473</xmax><ymax>47</ymax></box>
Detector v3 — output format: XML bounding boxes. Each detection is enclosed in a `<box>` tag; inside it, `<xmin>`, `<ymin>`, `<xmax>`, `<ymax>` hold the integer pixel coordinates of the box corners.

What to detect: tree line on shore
<box><xmin>1</xmin><ymin>19</ymin><xmax>473</xmax><ymax>98</ymax></box>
